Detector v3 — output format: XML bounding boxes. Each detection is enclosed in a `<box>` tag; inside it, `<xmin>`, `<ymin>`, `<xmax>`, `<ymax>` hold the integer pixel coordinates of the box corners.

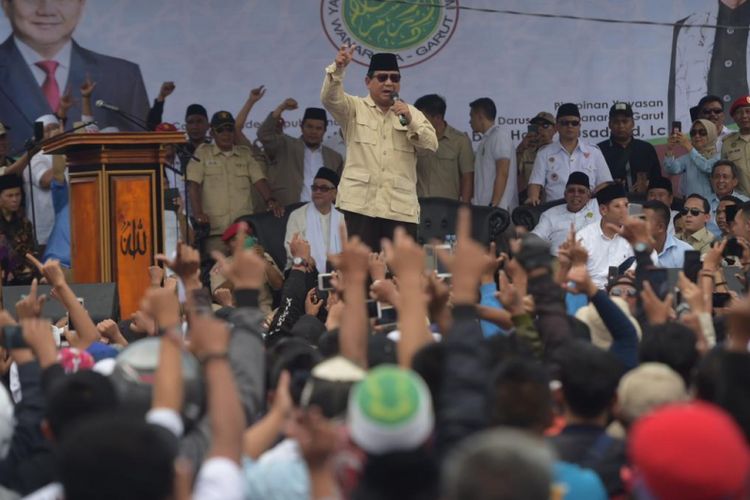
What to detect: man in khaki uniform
<box><xmin>721</xmin><ymin>95</ymin><xmax>750</xmax><ymax>196</ymax></box>
<box><xmin>516</xmin><ymin>111</ymin><xmax>556</xmax><ymax>199</ymax></box>
<box><xmin>321</xmin><ymin>46</ymin><xmax>438</xmax><ymax>250</ymax></box>
<box><xmin>414</xmin><ymin>93</ymin><xmax>473</xmax><ymax>201</ymax></box>
<box><xmin>186</xmin><ymin>110</ymin><xmax>280</xmax><ymax>254</ymax></box>
<box><xmin>257</xmin><ymin>98</ymin><xmax>343</xmax><ymax>206</ymax></box>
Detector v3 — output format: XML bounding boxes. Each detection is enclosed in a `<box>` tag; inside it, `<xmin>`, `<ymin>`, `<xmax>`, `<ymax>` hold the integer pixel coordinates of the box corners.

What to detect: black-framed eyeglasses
<box><xmin>558</xmin><ymin>120</ymin><xmax>580</xmax><ymax>127</ymax></box>
<box><xmin>610</xmin><ymin>287</ymin><xmax>637</xmax><ymax>298</ymax></box>
<box><xmin>680</xmin><ymin>207</ymin><xmax>706</xmax><ymax>216</ymax></box>
<box><xmin>689</xmin><ymin>129</ymin><xmax>708</xmax><ymax>137</ymax></box>
<box><xmin>311</xmin><ymin>184</ymin><xmax>335</xmax><ymax>193</ymax></box>
<box><xmin>213</xmin><ymin>125</ymin><xmax>234</xmax><ymax>133</ymax></box>
<box><xmin>373</xmin><ymin>73</ymin><xmax>401</xmax><ymax>83</ymax></box>
<box><xmin>701</xmin><ymin>108</ymin><xmax>724</xmax><ymax>115</ymax></box>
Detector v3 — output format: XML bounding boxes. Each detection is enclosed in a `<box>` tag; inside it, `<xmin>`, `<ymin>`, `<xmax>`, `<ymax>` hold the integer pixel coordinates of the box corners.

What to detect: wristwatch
<box><xmin>292</xmin><ymin>257</ymin><xmax>304</xmax><ymax>266</ymax></box>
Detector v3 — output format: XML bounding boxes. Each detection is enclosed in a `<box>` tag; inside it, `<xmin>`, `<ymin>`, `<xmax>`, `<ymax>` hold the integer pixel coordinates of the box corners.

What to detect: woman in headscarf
<box><xmin>664</xmin><ymin>118</ymin><xmax>719</xmax><ymax>199</ymax></box>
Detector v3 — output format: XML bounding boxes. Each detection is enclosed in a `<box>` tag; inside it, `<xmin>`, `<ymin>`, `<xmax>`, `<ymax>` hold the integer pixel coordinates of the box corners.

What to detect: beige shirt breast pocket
<box><xmin>340</xmin><ymin>169</ymin><xmax>371</xmax><ymax>207</ymax></box>
<box><xmin>354</xmin><ymin>116</ymin><xmax>378</xmax><ymax>145</ymax></box>
<box><xmin>390</xmin><ymin>176</ymin><xmax>418</xmax><ymax>216</ymax></box>
<box><xmin>393</xmin><ymin>125</ymin><xmax>414</xmax><ymax>156</ymax></box>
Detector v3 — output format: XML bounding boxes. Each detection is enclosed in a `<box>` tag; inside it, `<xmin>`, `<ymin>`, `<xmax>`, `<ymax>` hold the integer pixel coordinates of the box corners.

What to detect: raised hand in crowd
<box><xmin>248</xmin><ymin>85</ymin><xmax>266</xmax><ymax>105</ymax></box>
<box><xmin>157</xmin><ymin>81</ymin><xmax>175</xmax><ymax>102</ymax></box>
<box><xmin>14</xmin><ymin>278</ymin><xmax>46</xmax><ymax>320</ymax></box>
<box><xmin>383</xmin><ymin>226</ymin><xmax>432</xmax><ymax>367</ymax></box>
<box><xmin>26</xmin><ymin>254</ymin><xmax>99</xmax><ymax>350</ymax></box>
<box><xmin>437</xmin><ymin>206</ymin><xmax>495</xmax><ymax>305</ymax></box>
<box><xmin>328</xmin><ymin>223</ymin><xmax>370</xmax><ymax>367</ymax></box>
<box><xmin>157</xmin><ymin>241</ymin><xmax>201</xmax><ymax>291</ymax></box>
<box><xmin>96</xmin><ymin>318</ymin><xmax>128</xmax><ymax>347</ymax></box>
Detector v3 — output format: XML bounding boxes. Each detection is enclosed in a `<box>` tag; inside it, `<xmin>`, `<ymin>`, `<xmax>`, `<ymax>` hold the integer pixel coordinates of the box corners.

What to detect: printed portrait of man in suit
<box><xmin>0</xmin><ymin>0</ymin><xmax>149</xmax><ymax>151</ymax></box>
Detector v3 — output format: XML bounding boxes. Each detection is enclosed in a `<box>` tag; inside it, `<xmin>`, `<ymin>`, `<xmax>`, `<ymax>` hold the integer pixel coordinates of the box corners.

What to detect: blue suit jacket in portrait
<box><xmin>0</xmin><ymin>36</ymin><xmax>150</xmax><ymax>153</ymax></box>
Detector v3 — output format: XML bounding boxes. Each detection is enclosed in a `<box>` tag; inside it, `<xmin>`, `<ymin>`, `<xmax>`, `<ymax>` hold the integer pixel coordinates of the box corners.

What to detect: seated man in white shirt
<box><xmin>577</xmin><ymin>182</ymin><xmax>635</xmax><ymax>288</ymax></box>
<box><xmin>284</xmin><ymin>167</ymin><xmax>344</xmax><ymax>273</ymax></box>
<box><xmin>532</xmin><ymin>171</ymin><xmax>599</xmax><ymax>255</ymax></box>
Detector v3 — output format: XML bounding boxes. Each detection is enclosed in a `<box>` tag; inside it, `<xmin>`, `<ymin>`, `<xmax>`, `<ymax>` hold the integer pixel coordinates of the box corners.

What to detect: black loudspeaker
<box><xmin>2</xmin><ymin>283</ymin><xmax>120</xmax><ymax>323</ymax></box>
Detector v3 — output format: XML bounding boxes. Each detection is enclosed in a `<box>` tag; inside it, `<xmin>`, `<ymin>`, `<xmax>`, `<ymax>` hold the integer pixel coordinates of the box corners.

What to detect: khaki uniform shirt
<box><xmin>186</xmin><ymin>143</ymin><xmax>266</xmax><ymax>236</ymax></box>
<box><xmin>416</xmin><ymin>124</ymin><xmax>473</xmax><ymax>199</ymax></box>
<box><xmin>321</xmin><ymin>62</ymin><xmax>438</xmax><ymax>223</ymax></box>
<box><xmin>517</xmin><ymin>145</ymin><xmax>542</xmax><ymax>191</ymax></box>
<box><xmin>721</xmin><ymin>132</ymin><xmax>750</xmax><ymax>195</ymax></box>
<box><xmin>678</xmin><ymin>226</ymin><xmax>715</xmax><ymax>255</ymax></box>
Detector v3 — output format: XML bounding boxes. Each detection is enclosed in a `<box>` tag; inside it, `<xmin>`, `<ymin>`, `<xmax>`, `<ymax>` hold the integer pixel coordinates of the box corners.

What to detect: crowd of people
<box><xmin>0</xmin><ymin>37</ymin><xmax>749</xmax><ymax>499</ymax></box>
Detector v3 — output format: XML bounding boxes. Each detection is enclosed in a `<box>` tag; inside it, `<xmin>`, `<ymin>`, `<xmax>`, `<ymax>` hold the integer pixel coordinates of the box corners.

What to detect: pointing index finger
<box><xmin>456</xmin><ymin>205</ymin><xmax>471</xmax><ymax>242</ymax></box>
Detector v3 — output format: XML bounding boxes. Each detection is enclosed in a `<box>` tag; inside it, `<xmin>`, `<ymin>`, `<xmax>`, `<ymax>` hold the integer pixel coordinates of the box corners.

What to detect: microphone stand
<box><xmin>98</xmin><ymin>105</ymin><xmax>198</xmax><ymax>248</ymax></box>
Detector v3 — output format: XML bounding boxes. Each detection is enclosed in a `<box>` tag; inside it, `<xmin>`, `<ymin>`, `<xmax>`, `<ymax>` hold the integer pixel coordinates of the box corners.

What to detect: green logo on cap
<box><xmin>357</xmin><ymin>367</ymin><xmax>420</xmax><ymax>426</ymax></box>
<box><xmin>321</xmin><ymin>0</ymin><xmax>459</xmax><ymax>68</ymax></box>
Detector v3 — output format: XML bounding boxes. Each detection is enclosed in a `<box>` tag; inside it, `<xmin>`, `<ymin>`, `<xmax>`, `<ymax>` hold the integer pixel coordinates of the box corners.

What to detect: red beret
<box><xmin>221</xmin><ymin>222</ymin><xmax>251</xmax><ymax>242</ymax></box>
<box><xmin>730</xmin><ymin>95</ymin><xmax>750</xmax><ymax>116</ymax></box>
<box><xmin>629</xmin><ymin>402</ymin><xmax>750</xmax><ymax>500</ymax></box>
<box><xmin>155</xmin><ymin>122</ymin><xmax>178</xmax><ymax>132</ymax></box>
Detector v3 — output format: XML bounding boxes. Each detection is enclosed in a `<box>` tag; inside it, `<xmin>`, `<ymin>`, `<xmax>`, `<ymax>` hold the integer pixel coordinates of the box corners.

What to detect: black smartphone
<box><xmin>726</xmin><ymin>205</ymin><xmax>739</xmax><ymax>224</ymax></box>
<box><xmin>713</xmin><ymin>292</ymin><xmax>732</xmax><ymax>308</ymax></box>
<box><xmin>67</xmin><ymin>297</ymin><xmax>84</xmax><ymax>332</ymax></box>
<box><xmin>683</xmin><ymin>250</ymin><xmax>701</xmax><ymax>283</ymax></box>
<box><xmin>314</xmin><ymin>288</ymin><xmax>329</xmax><ymax>304</ymax></box>
<box><xmin>607</xmin><ymin>266</ymin><xmax>619</xmax><ymax>287</ymax></box>
<box><xmin>366</xmin><ymin>299</ymin><xmax>378</xmax><ymax>319</ymax></box>
<box><xmin>723</xmin><ymin>237</ymin><xmax>743</xmax><ymax>257</ymax></box>
<box><xmin>164</xmin><ymin>188</ymin><xmax>180</xmax><ymax>212</ymax></box>
<box><xmin>377</xmin><ymin>303</ymin><xmax>398</xmax><ymax>325</ymax></box>
<box><xmin>527</xmin><ymin>124</ymin><xmax>538</xmax><ymax>134</ymax></box>
<box><xmin>318</xmin><ymin>273</ymin><xmax>333</xmax><ymax>291</ymax></box>
<box><xmin>1</xmin><ymin>325</ymin><xmax>26</xmax><ymax>350</ymax></box>
<box><xmin>437</xmin><ymin>273</ymin><xmax>452</xmax><ymax>287</ymax></box>
<box><xmin>638</xmin><ymin>268</ymin><xmax>670</xmax><ymax>300</ymax></box>
<box><xmin>671</xmin><ymin>121</ymin><xmax>682</xmax><ymax>133</ymax></box>
<box><xmin>34</xmin><ymin>121</ymin><xmax>44</xmax><ymax>141</ymax></box>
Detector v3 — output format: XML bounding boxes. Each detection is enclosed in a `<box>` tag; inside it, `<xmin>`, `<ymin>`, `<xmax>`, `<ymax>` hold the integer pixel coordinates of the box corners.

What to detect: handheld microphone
<box><xmin>391</xmin><ymin>92</ymin><xmax>408</xmax><ymax>126</ymax></box>
<box><xmin>95</xmin><ymin>100</ymin><xmax>120</xmax><ymax>112</ymax></box>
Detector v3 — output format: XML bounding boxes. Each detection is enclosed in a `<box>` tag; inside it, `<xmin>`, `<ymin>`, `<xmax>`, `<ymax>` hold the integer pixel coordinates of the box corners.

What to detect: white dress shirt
<box><xmin>529</xmin><ymin>140</ymin><xmax>612</xmax><ymax>202</ymax></box>
<box><xmin>14</xmin><ymin>37</ymin><xmax>72</xmax><ymax>95</ymax></box>
<box><xmin>300</xmin><ymin>146</ymin><xmax>324</xmax><ymax>202</ymax></box>
<box><xmin>532</xmin><ymin>198</ymin><xmax>600</xmax><ymax>255</ymax></box>
<box><xmin>473</xmin><ymin>124</ymin><xmax>518</xmax><ymax>210</ymax></box>
<box><xmin>24</xmin><ymin>152</ymin><xmax>60</xmax><ymax>245</ymax></box>
<box><xmin>577</xmin><ymin>221</ymin><xmax>635</xmax><ymax>289</ymax></box>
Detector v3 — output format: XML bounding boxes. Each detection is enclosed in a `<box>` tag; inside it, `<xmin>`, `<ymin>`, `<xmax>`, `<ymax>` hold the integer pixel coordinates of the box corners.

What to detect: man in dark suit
<box><xmin>0</xmin><ymin>0</ymin><xmax>149</xmax><ymax>152</ymax></box>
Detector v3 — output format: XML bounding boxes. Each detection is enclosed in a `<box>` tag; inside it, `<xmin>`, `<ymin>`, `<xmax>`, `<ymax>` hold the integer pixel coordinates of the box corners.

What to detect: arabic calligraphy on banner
<box><xmin>119</xmin><ymin>219</ymin><xmax>148</xmax><ymax>259</ymax></box>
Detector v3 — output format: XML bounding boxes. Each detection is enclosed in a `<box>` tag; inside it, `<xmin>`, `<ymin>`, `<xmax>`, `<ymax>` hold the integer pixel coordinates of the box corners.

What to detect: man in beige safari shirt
<box><xmin>320</xmin><ymin>45</ymin><xmax>438</xmax><ymax>250</ymax></box>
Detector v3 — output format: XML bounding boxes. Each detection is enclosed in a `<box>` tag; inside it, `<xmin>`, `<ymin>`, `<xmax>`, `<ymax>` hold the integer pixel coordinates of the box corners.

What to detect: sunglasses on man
<box><xmin>372</xmin><ymin>73</ymin><xmax>401</xmax><ymax>83</ymax></box>
<box><xmin>680</xmin><ymin>207</ymin><xmax>706</xmax><ymax>216</ymax></box>
<box><xmin>558</xmin><ymin>120</ymin><xmax>580</xmax><ymax>127</ymax></box>
<box><xmin>213</xmin><ymin>125</ymin><xmax>234</xmax><ymax>134</ymax></box>
<box><xmin>311</xmin><ymin>184</ymin><xmax>335</xmax><ymax>193</ymax></box>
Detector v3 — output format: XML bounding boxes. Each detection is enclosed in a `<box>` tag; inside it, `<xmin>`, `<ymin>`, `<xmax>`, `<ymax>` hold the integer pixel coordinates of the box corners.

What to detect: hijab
<box><xmin>694</xmin><ymin>118</ymin><xmax>718</xmax><ymax>158</ymax></box>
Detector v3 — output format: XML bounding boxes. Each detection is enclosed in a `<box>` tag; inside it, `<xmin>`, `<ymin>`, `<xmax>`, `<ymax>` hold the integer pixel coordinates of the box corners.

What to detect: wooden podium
<box><xmin>43</xmin><ymin>132</ymin><xmax>187</xmax><ymax>317</ymax></box>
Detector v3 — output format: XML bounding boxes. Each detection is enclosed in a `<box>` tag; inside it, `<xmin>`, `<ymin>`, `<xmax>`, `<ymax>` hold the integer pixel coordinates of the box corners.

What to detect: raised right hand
<box><xmin>335</xmin><ymin>44</ymin><xmax>357</xmax><ymax>68</ymax></box>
